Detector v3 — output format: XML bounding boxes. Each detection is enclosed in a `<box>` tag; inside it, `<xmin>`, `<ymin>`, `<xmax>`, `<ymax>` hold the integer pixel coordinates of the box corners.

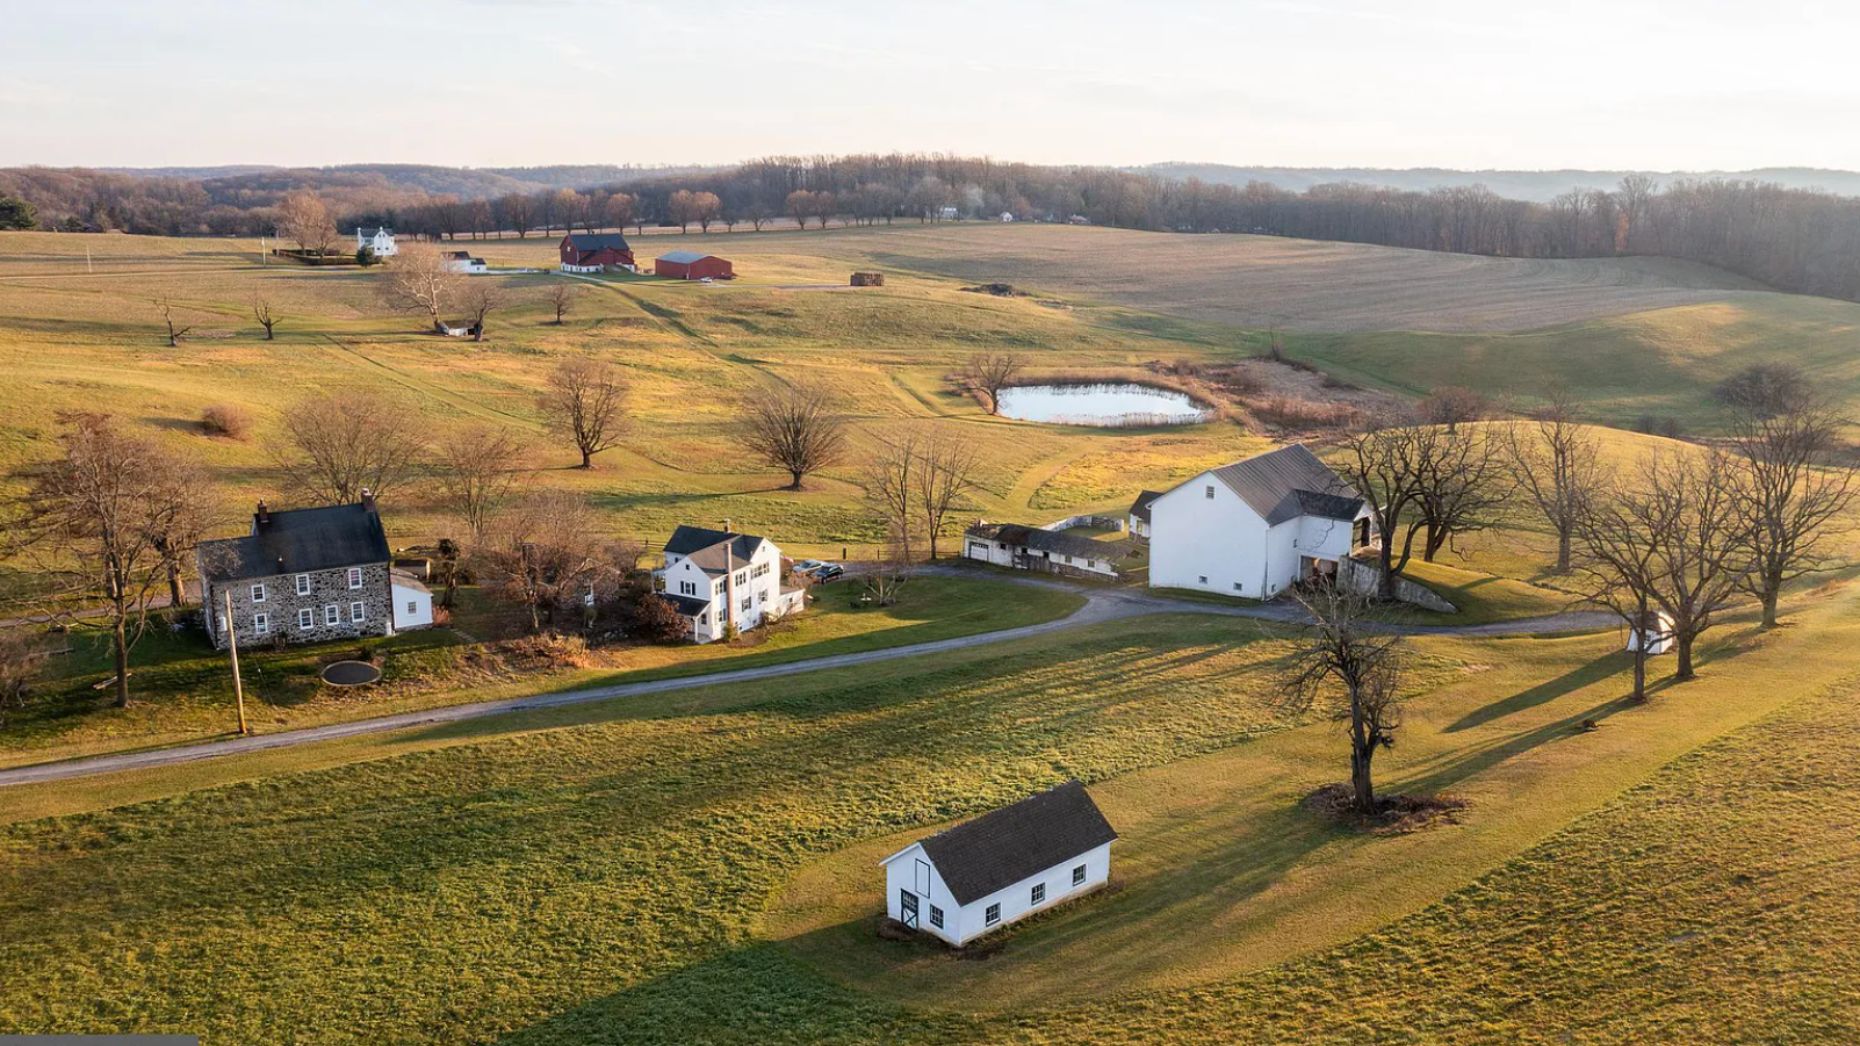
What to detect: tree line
<box><xmin>10</xmin><ymin>155</ymin><xmax>1860</xmax><ymax>301</ymax></box>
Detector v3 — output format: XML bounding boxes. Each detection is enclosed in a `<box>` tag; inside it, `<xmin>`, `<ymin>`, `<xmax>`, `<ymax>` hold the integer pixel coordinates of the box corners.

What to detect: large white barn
<box><xmin>656</xmin><ymin>525</ymin><xmax>806</xmax><ymax>643</ymax></box>
<box><xmin>1147</xmin><ymin>444</ymin><xmax>1372</xmax><ymax>599</ymax></box>
<box><xmin>880</xmin><ymin>780</ymin><xmax>1117</xmax><ymax>947</ymax></box>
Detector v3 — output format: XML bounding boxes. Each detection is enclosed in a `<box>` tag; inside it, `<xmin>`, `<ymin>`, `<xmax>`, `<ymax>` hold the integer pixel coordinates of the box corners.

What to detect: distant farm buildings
<box><xmin>559</xmin><ymin>232</ymin><xmax>635</xmax><ymax>273</ymax></box>
<box><xmin>880</xmin><ymin>780</ymin><xmax>1117</xmax><ymax>947</ymax></box>
<box><xmin>655</xmin><ymin>251</ymin><xmax>733</xmax><ymax>280</ymax></box>
<box><xmin>355</xmin><ymin>226</ymin><xmax>397</xmax><ymax>257</ymax></box>
<box><xmin>443</xmin><ymin>250</ymin><xmax>487</xmax><ymax>274</ymax></box>
<box><xmin>963</xmin><ymin>520</ymin><xmax>1124</xmax><ymax>579</ymax></box>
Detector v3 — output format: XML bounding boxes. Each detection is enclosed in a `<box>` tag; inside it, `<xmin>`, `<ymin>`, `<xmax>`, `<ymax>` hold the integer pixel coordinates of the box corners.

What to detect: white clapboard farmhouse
<box><xmin>1147</xmin><ymin>444</ymin><xmax>1372</xmax><ymax>599</ymax></box>
<box><xmin>656</xmin><ymin>525</ymin><xmax>807</xmax><ymax>643</ymax></box>
<box><xmin>880</xmin><ymin>780</ymin><xmax>1117</xmax><ymax>947</ymax></box>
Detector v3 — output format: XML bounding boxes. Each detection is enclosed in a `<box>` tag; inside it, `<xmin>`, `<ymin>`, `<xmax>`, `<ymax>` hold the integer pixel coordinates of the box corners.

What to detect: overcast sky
<box><xmin>3</xmin><ymin>0</ymin><xmax>1854</xmax><ymax>171</ymax></box>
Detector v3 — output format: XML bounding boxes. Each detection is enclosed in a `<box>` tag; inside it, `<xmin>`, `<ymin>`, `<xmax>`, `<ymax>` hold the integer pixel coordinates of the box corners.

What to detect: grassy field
<box><xmin>0</xmin><ymin>575</ymin><xmax>1082</xmax><ymax>767</ymax></box>
<box><xmin>2</xmin><ymin>579</ymin><xmax>1856</xmax><ymax>1042</ymax></box>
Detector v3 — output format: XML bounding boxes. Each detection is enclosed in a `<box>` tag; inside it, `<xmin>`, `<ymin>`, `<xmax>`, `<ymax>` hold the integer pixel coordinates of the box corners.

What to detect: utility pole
<box><xmin>222</xmin><ymin>588</ymin><xmax>249</xmax><ymax>736</ymax></box>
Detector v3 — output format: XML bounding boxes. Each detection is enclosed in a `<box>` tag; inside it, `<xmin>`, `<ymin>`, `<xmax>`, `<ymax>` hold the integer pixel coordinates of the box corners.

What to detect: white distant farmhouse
<box><xmin>880</xmin><ymin>780</ymin><xmax>1117</xmax><ymax>947</ymax></box>
<box><xmin>1147</xmin><ymin>444</ymin><xmax>1372</xmax><ymax>599</ymax></box>
<box><xmin>355</xmin><ymin>226</ymin><xmax>397</xmax><ymax>257</ymax></box>
<box><xmin>656</xmin><ymin>525</ymin><xmax>807</xmax><ymax>643</ymax></box>
<box><xmin>443</xmin><ymin>250</ymin><xmax>488</xmax><ymax>274</ymax></box>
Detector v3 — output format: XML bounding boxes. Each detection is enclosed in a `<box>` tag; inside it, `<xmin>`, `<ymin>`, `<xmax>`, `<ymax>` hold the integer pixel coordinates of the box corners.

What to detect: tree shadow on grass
<box><xmin>1443</xmin><ymin>653</ymin><xmax>1621</xmax><ymax>733</ymax></box>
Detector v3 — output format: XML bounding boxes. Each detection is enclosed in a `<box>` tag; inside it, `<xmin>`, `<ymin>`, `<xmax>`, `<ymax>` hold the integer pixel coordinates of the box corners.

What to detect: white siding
<box><xmin>661</xmin><ymin>538</ymin><xmax>795</xmax><ymax>644</ymax></box>
<box><xmin>391</xmin><ymin>579</ymin><xmax>434</xmax><ymax>631</ymax></box>
<box><xmin>1148</xmin><ymin>474</ymin><xmax>1274</xmax><ymax>597</ymax></box>
<box><xmin>882</xmin><ymin>840</ymin><xmax>1113</xmax><ymax>947</ymax></box>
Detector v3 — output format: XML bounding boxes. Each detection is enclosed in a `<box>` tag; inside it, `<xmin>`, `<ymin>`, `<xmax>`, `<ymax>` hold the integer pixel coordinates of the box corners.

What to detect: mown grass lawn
<box><xmin>0</xmin><ymin>575</ymin><xmax>1082</xmax><ymax>768</ymax></box>
<box><xmin>4</xmin><ymin>581</ymin><xmax>1859</xmax><ymax>1043</ymax></box>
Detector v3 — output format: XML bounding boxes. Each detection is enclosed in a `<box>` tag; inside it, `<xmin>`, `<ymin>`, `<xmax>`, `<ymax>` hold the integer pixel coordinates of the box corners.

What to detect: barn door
<box><xmin>915</xmin><ymin>859</ymin><xmax>931</xmax><ymax>897</ymax></box>
<box><xmin>899</xmin><ymin>889</ymin><xmax>919</xmax><ymax>929</ymax></box>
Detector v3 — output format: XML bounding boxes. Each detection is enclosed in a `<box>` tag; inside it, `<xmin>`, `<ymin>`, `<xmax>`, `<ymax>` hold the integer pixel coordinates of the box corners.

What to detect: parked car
<box><xmin>792</xmin><ymin>559</ymin><xmax>826</xmax><ymax>577</ymax></box>
<box><xmin>813</xmin><ymin>564</ymin><xmax>845</xmax><ymax>583</ymax></box>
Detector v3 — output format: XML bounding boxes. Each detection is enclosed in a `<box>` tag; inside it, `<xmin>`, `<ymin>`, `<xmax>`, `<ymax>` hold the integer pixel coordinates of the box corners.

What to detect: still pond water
<box><xmin>994</xmin><ymin>383</ymin><xmax>1212</xmax><ymax>427</ymax></box>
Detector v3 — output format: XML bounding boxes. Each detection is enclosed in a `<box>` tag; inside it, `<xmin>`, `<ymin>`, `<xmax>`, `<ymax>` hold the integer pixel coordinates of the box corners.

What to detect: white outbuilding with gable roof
<box><xmin>879</xmin><ymin>780</ymin><xmax>1117</xmax><ymax>947</ymax></box>
<box><xmin>1147</xmin><ymin>443</ymin><xmax>1374</xmax><ymax>600</ymax></box>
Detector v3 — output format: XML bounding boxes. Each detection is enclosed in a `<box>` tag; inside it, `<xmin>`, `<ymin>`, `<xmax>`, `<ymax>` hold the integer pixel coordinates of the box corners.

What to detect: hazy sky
<box><xmin>4</xmin><ymin>0</ymin><xmax>1855</xmax><ymax>171</ymax></box>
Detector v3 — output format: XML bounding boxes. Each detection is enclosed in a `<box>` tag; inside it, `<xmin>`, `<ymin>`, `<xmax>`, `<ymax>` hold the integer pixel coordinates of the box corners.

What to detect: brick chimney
<box><xmin>255</xmin><ymin>500</ymin><xmax>271</xmax><ymax>526</ymax></box>
<box><xmin>360</xmin><ymin>488</ymin><xmax>377</xmax><ymax>513</ymax></box>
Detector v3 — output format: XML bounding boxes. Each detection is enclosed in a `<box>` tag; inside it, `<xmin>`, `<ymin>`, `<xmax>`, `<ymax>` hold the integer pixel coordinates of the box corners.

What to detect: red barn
<box><xmin>559</xmin><ymin>232</ymin><xmax>635</xmax><ymax>272</ymax></box>
<box><xmin>655</xmin><ymin>250</ymin><xmax>734</xmax><ymax>280</ymax></box>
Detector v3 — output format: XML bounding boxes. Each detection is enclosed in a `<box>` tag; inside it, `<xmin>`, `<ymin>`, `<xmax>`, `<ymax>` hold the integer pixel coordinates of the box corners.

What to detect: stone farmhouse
<box><xmin>197</xmin><ymin>493</ymin><xmax>432</xmax><ymax>650</ymax></box>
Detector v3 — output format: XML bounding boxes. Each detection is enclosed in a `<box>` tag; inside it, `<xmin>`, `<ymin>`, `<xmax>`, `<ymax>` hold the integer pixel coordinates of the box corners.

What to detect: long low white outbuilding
<box><xmin>879</xmin><ymin>780</ymin><xmax>1117</xmax><ymax>947</ymax></box>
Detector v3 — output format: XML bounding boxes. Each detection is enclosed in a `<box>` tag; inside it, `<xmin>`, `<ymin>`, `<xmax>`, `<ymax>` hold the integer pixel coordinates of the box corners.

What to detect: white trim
<box><xmin>324</xmin><ymin>604</ymin><xmax>340</xmax><ymax>626</ymax></box>
<box><xmin>295</xmin><ymin>574</ymin><xmax>311</xmax><ymax>596</ymax></box>
<box><xmin>250</xmin><ymin>583</ymin><xmax>266</xmax><ymax>602</ymax></box>
<box><xmin>253</xmin><ymin>613</ymin><xmax>270</xmax><ymax>635</ymax></box>
<box><xmin>298</xmin><ymin>608</ymin><xmax>314</xmax><ymax>630</ymax></box>
<box><xmin>351</xmin><ymin>600</ymin><xmax>366</xmax><ymax>622</ymax></box>
<box><xmin>347</xmin><ymin>567</ymin><xmax>363</xmax><ymax>589</ymax></box>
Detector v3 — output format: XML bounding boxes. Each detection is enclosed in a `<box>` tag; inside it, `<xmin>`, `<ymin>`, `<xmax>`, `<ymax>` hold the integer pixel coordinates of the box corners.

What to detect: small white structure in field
<box><xmin>391</xmin><ymin>570</ymin><xmax>434</xmax><ymax>631</ymax></box>
<box><xmin>1127</xmin><ymin>490</ymin><xmax>1161</xmax><ymax>540</ymax></box>
<box><xmin>998</xmin><ymin>211</ymin><xmax>1015</xmax><ymax>223</ymax></box>
<box><xmin>1146</xmin><ymin>444</ymin><xmax>1373</xmax><ymax>599</ymax></box>
<box><xmin>443</xmin><ymin>250</ymin><xmax>488</xmax><ymax>274</ymax></box>
<box><xmin>355</xmin><ymin>226</ymin><xmax>398</xmax><ymax>257</ymax></box>
<box><xmin>656</xmin><ymin>525</ymin><xmax>807</xmax><ymax>643</ymax></box>
<box><xmin>1627</xmin><ymin>610</ymin><xmax>1675</xmax><ymax>655</ymax></box>
<box><xmin>938</xmin><ymin>205</ymin><xmax>960</xmax><ymax>221</ymax></box>
<box><xmin>880</xmin><ymin>780</ymin><xmax>1117</xmax><ymax>947</ymax></box>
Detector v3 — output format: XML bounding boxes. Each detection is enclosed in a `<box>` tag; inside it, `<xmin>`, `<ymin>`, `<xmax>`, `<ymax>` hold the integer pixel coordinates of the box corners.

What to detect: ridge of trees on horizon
<box><xmin>5</xmin><ymin>153</ymin><xmax>1860</xmax><ymax>301</ymax></box>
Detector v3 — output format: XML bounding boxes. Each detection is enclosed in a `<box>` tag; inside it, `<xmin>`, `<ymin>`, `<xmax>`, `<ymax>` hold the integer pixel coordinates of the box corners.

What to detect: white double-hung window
<box><xmin>347</xmin><ymin>567</ymin><xmax>363</xmax><ymax>589</ymax></box>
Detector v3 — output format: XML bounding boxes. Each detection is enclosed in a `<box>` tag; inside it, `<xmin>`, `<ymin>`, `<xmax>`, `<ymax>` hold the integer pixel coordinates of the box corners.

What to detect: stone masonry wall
<box><xmin>207</xmin><ymin>562</ymin><xmax>394</xmax><ymax>649</ymax></box>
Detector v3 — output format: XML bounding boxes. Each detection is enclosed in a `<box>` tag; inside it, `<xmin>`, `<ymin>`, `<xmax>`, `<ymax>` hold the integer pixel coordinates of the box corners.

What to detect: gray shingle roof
<box><xmin>914</xmin><ymin>781</ymin><xmax>1117</xmax><ymax>905</ymax></box>
<box><xmin>198</xmin><ymin>502</ymin><xmax>389</xmax><ymax>582</ymax></box>
<box><xmin>664</xmin><ymin>525</ymin><xmax>768</xmax><ymax>575</ymax></box>
<box><xmin>1128</xmin><ymin>490</ymin><xmax>1163</xmax><ymax>524</ymax></box>
<box><xmin>966</xmin><ymin>523</ymin><xmax>1117</xmax><ymax>561</ymax></box>
<box><xmin>661</xmin><ymin>593</ymin><xmax>711</xmax><ymax>618</ymax></box>
<box><xmin>1200</xmin><ymin>444</ymin><xmax>1363</xmax><ymax>525</ymax></box>
<box><xmin>564</xmin><ymin>232</ymin><xmax>631</xmax><ymax>252</ymax></box>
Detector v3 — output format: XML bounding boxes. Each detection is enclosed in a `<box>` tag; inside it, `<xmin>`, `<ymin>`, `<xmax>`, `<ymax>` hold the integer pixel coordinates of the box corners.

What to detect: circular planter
<box><xmin>320</xmin><ymin>660</ymin><xmax>382</xmax><ymax>687</ymax></box>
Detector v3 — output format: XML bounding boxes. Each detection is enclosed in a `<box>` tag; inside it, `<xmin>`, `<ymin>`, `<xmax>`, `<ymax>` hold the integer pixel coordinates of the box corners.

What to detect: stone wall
<box><xmin>206</xmin><ymin>561</ymin><xmax>395</xmax><ymax>649</ymax></box>
<box><xmin>1338</xmin><ymin>556</ymin><xmax>1458</xmax><ymax>614</ymax></box>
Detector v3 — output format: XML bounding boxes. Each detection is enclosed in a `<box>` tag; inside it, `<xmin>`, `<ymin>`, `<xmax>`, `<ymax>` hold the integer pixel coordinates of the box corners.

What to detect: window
<box><xmin>351</xmin><ymin>601</ymin><xmax>366</xmax><ymax>622</ymax></box>
<box><xmin>250</xmin><ymin>583</ymin><xmax>266</xmax><ymax>603</ymax></box>
<box><xmin>714</xmin><ymin>580</ymin><xmax>724</xmax><ymax>594</ymax></box>
<box><xmin>735</xmin><ymin>570</ymin><xmax>747</xmax><ymax>586</ymax></box>
<box><xmin>1233</xmin><ymin>582</ymin><xmax>1243</xmax><ymax>592</ymax></box>
<box><xmin>254</xmin><ymin>613</ymin><xmax>269</xmax><ymax>636</ymax></box>
<box><xmin>985</xmin><ymin>903</ymin><xmax>1000</xmax><ymax>926</ymax></box>
<box><xmin>324</xmin><ymin>604</ymin><xmax>340</xmax><ymax>626</ymax></box>
<box><xmin>347</xmin><ymin>567</ymin><xmax>363</xmax><ymax>589</ymax></box>
<box><xmin>1072</xmin><ymin>864</ymin><xmax>1086</xmax><ymax>886</ymax></box>
<box><xmin>678</xmin><ymin>580</ymin><xmax>697</xmax><ymax>596</ymax></box>
<box><xmin>929</xmin><ymin>905</ymin><xmax>944</xmax><ymax>929</ymax></box>
<box><xmin>740</xmin><ymin>595</ymin><xmax>752</xmax><ymax>612</ymax></box>
<box><xmin>1031</xmin><ymin>883</ymin><xmax>1046</xmax><ymax>905</ymax></box>
<box><xmin>407</xmin><ymin>601</ymin><xmax>418</xmax><ymax>615</ymax></box>
<box><xmin>1198</xmin><ymin>575</ymin><xmax>1208</xmax><ymax>584</ymax></box>
<box><xmin>1205</xmin><ymin>484</ymin><xmax>1215</xmax><ymax>499</ymax></box>
<box><xmin>298</xmin><ymin>608</ymin><xmax>314</xmax><ymax>630</ymax></box>
<box><xmin>295</xmin><ymin>574</ymin><xmax>311</xmax><ymax>596</ymax></box>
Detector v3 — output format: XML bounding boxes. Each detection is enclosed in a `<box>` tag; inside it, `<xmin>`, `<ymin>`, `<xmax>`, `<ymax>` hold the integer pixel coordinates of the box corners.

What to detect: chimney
<box><xmin>255</xmin><ymin>500</ymin><xmax>271</xmax><ymax>526</ymax></box>
<box><xmin>722</xmin><ymin>517</ymin><xmax>732</xmax><ymax>535</ymax></box>
<box><xmin>361</xmin><ymin>488</ymin><xmax>377</xmax><ymax>513</ymax></box>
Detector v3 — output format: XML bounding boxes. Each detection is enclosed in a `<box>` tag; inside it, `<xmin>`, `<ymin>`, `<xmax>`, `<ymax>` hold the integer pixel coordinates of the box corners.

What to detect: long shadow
<box><xmin>1443</xmin><ymin>653</ymin><xmax>1619</xmax><ymax>733</ymax></box>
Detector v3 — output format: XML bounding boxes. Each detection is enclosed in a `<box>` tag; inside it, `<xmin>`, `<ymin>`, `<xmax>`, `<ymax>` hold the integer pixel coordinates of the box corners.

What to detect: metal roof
<box><xmin>909</xmin><ymin>781</ymin><xmax>1117</xmax><ymax>906</ymax></box>
<box><xmin>1194</xmin><ymin>444</ymin><xmax>1364</xmax><ymax>525</ymax></box>
<box><xmin>966</xmin><ymin>523</ymin><xmax>1118</xmax><ymax>561</ymax></box>
<box><xmin>656</xmin><ymin>250</ymin><xmax>712</xmax><ymax>264</ymax></box>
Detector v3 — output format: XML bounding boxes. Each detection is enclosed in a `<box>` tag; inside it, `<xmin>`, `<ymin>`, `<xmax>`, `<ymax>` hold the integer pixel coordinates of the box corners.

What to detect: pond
<box><xmin>994</xmin><ymin>382</ymin><xmax>1213</xmax><ymax>427</ymax></box>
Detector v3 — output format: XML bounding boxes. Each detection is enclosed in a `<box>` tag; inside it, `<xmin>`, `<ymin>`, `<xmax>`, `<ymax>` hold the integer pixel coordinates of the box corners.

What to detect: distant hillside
<box><xmin>1139</xmin><ymin>164</ymin><xmax>1860</xmax><ymax>202</ymax></box>
<box><xmin>104</xmin><ymin>162</ymin><xmax>725</xmax><ymax>199</ymax></box>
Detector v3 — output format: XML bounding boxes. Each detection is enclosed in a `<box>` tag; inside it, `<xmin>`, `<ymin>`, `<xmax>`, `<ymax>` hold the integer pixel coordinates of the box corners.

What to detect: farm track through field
<box><xmin>0</xmin><ymin>578</ymin><xmax>1612</xmax><ymax>789</ymax></box>
<box><xmin>318</xmin><ymin>335</ymin><xmax>538</xmax><ymax>429</ymax></box>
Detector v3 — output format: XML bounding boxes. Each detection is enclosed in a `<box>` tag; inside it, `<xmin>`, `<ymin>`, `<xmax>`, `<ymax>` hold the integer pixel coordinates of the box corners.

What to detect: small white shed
<box><xmin>1627</xmin><ymin>610</ymin><xmax>1674</xmax><ymax>655</ymax></box>
<box><xmin>879</xmin><ymin>780</ymin><xmax>1117</xmax><ymax>947</ymax></box>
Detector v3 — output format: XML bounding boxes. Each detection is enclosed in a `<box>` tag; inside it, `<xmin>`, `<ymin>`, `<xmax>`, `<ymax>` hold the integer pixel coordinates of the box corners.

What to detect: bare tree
<box><xmin>277</xmin><ymin>391</ymin><xmax>425</xmax><ymax>503</ymax></box>
<box><xmin>668</xmin><ymin>189</ymin><xmax>697</xmax><ymax>233</ymax></box>
<box><xmin>863</xmin><ymin>538</ymin><xmax>914</xmax><ymax>607</ymax></box>
<box><xmin>961</xmin><ymin>352</ymin><xmax>1024</xmax><ymax>415</ymax></box>
<box><xmin>277</xmin><ymin>190</ymin><xmax>338</xmax><ymax>255</ymax></box>
<box><xmin>251</xmin><ymin>292</ymin><xmax>277</xmax><ymax>340</ymax></box>
<box><xmin>382</xmin><ymin>242</ymin><xmax>464</xmax><ymax>334</ymax></box>
<box><xmin>539</xmin><ymin>357</ymin><xmax>626</xmax><ymax>469</ymax></box>
<box><xmin>1333</xmin><ymin>415</ymin><xmax>1439</xmax><ymax>599</ymax></box>
<box><xmin>1503</xmin><ymin>390</ymin><xmax>1600</xmax><ymax>574</ymax></box>
<box><xmin>1281</xmin><ymin>583</ymin><xmax>1407</xmax><ymax>814</ymax></box>
<box><xmin>1418</xmin><ymin>386</ymin><xmax>1489</xmax><ymax>434</ymax></box>
<box><xmin>461</xmin><ymin>281</ymin><xmax>504</xmax><ymax>343</ymax></box>
<box><xmin>472</xmin><ymin>491</ymin><xmax>632</xmax><ymax>634</ymax></box>
<box><xmin>154</xmin><ymin>298</ymin><xmax>193</xmax><ymax>347</ymax></box>
<box><xmin>601</xmin><ymin>192</ymin><xmax>636</xmax><ymax>233</ymax></box>
<box><xmin>785</xmin><ymin>190</ymin><xmax>814</xmax><ymax>230</ymax></box>
<box><xmin>145</xmin><ymin>465</ymin><xmax>215</xmax><ymax>609</ymax></box>
<box><xmin>0</xmin><ymin>627</ymin><xmax>47</xmax><ymax>725</ymax></box>
<box><xmin>692</xmin><ymin>191</ymin><xmax>723</xmax><ymax>233</ymax></box>
<box><xmin>866</xmin><ymin>432</ymin><xmax>921</xmax><ymax>562</ymax></box>
<box><xmin>434</xmin><ymin>425</ymin><xmax>528</xmax><ymax>544</ymax></box>
<box><xmin>915</xmin><ymin>434</ymin><xmax>980</xmax><ymax>559</ymax></box>
<box><xmin>547</xmin><ymin>282</ymin><xmax>578</xmax><ymax>325</ymax></box>
<box><xmin>1572</xmin><ymin>476</ymin><xmax>1665</xmax><ymax>701</ymax></box>
<box><xmin>499</xmin><ymin>192</ymin><xmax>535</xmax><ymax>238</ymax></box>
<box><xmin>1727</xmin><ymin>394</ymin><xmax>1857</xmax><ymax>628</ymax></box>
<box><xmin>5</xmin><ymin>414</ymin><xmax>197</xmax><ymax>707</ymax></box>
<box><xmin>1414</xmin><ymin>426</ymin><xmax>1511</xmax><ymax>562</ymax></box>
<box><xmin>739</xmin><ymin>387</ymin><xmax>846</xmax><ymax>490</ymax></box>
